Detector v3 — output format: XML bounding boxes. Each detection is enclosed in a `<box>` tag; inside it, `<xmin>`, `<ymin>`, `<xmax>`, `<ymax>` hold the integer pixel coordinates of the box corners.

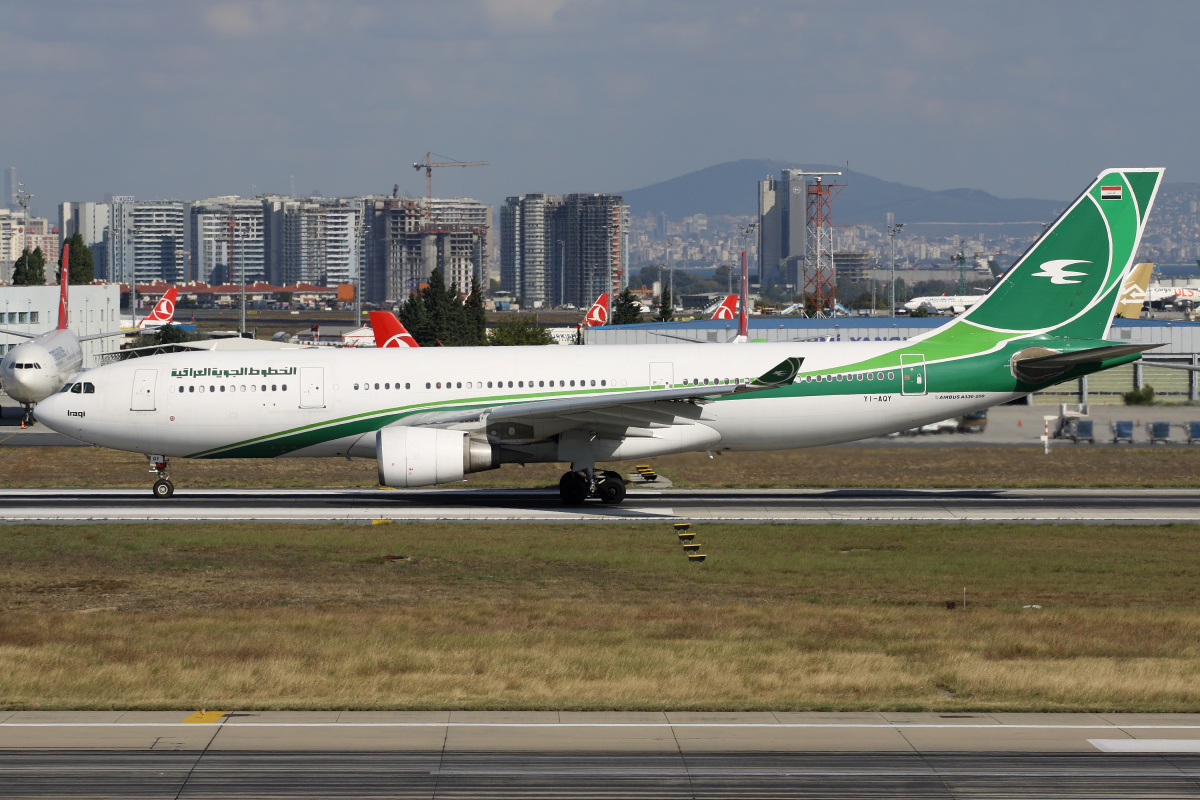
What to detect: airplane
<box><xmin>368</xmin><ymin>311</ymin><xmax>420</xmax><ymax>348</ymax></box>
<box><xmin>903</xmin><ymin>293</ymin><xmax>989</xmax><ymax>316</ymax></box>
<box><xmin>121</xmin><ymin>287</ymin><xmax>179</xmax><ymax>331</ymax></box>
<box><xmin>0</xmin><ymin>246</ymin><xmax>130</xmax><ymax>425</ymax></box>
<box><xmin>1146</xmin><ymin>284</ymin><xmax>1200</xmax><ymax>309</ymax></box>
<box><xmin>35</xmin><ymin>168</ymin><xmax>1164</xmax><ymax>505</ymax></box>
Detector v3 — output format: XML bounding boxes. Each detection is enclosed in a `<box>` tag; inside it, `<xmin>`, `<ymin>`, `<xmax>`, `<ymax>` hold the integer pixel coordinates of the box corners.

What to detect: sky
<box><xmin>2</xmin><ymin>0</ymin><xmax>1197</xmax><ymax>219</ymax></box>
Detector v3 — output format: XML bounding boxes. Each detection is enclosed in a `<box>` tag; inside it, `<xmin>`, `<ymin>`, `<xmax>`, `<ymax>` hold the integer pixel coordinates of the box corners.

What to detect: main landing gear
<box><xmin>558</xmin><ymin>469</ymin><xmax>626</xmax><ymax>506</ymax></box>
<box><xmin>148</xmin><ymin>454</ymin><xmax>174</xmax><ymax>499</ymax></box>
<box><xmin>20</xmin><ymin>404</ymin><xmax>33</xmax><ymax>429</ymax></box>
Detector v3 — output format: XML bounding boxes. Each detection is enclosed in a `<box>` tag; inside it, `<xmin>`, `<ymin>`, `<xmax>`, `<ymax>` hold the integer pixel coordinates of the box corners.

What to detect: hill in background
<box><xmin>618</xmin><ymin>159</ymin><xmax>1066</xmax><ymax>224</ymax></box>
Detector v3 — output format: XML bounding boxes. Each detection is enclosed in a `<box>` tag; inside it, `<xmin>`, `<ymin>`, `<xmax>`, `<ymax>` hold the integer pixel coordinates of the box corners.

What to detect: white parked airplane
<box><xmin>902</xmin><ymin>293</ymin><xmax>988</xmax><ymax>315</ymax></box>
<box><xmin>121</xmin><ymin>287</ymin><xmax>179</xmax><ymax>331</ymax></box>
<box><xmin>36</xmin><ymin>169</ymin><xmax>1164</xmax><ymax>504</ymax></box>
<box><xmin>0</xmin><ymin>246</ymin><xmax>130</xmax><ymax>425</ymax></box>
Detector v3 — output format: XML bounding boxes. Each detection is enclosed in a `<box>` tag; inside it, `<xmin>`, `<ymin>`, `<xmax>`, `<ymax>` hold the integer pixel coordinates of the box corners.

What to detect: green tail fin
<box><xmin>956</xmin><ymin>168</ymin><xmax>1163</xmax><ymax>339</ymax></box>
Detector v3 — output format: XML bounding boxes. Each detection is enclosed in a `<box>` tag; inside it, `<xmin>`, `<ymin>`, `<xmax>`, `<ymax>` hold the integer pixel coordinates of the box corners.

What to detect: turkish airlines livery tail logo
<box><xmin>585</xmin><ymin>294</ymin><xmax>609</xmax><ymax>326</ymax></box>
<box><xmin>711</xmin><ymin>295</ymin><xmax>737</xmax><ymax>319</ymax></box>
<box><xmin>1031</xmin><ymin>259</ymin><xmax>1091</xmax><ymax>285</ymax></box>
<box><xmin>145</xmin><ymin>288</ymin><xmax>177</xmax><ymax>323</ymax></box>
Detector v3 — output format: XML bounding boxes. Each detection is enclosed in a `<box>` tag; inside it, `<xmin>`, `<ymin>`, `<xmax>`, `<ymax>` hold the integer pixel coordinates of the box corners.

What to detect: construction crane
<box><xmin>413</xmin><ymin>152</ymin><xmax>488</xmax><ymax>222</ymax></box>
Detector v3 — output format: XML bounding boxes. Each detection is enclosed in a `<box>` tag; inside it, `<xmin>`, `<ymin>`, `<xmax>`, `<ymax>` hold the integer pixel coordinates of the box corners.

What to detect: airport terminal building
<box><xmin>0</xmin><ymin>284</ymin><xmax>123</xmax><ymax>369</ymax></box>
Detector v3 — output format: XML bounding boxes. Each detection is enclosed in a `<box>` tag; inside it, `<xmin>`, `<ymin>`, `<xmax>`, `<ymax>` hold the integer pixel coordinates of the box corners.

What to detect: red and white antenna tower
<box><xmin>794</xmin><ymin>170</ymin><xmax>845</xmax><ymax>316</ymax></box>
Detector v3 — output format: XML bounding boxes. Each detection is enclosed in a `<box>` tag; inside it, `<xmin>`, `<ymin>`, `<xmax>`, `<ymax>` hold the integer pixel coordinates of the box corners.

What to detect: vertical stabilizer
<box><xmin>1115</xmin><ymin>263</ymin><xmax>1154</xmax><ymax>320</ymax></box>
<box><xmin>57</xmin><ymin>244</ymin><xmax>70</xmax><ymax>330</ymax></box>
<box><xmin>583</xmin><ymin>294</ymin><xmax>609</xmax><ymax>326</ymax></box>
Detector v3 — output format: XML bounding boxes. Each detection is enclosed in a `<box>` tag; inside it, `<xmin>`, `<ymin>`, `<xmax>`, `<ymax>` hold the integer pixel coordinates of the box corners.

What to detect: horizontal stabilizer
<box><xmin>1012</xmin><ymin>343</ymin><xmax>1161</xmax><ymax>383</ymax></box>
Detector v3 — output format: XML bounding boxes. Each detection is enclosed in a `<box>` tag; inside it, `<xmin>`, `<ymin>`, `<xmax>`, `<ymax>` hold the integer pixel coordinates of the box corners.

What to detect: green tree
<box><xmin>10</xmin><ymin>246</ymin><xmax>46</xmax><ymax>286</ymax></box>
<box><xmin>464</xmin><ymin>276</ymin><xmax>488</xmax><ymax>345</ymax></box>
<box><xmin>655</xmin><ymin>281</ymin><xmax>675</xmax><ymax>323</ymax></box>
<box><xmin>611</xmin><ymin>288</ymin><xmax>642</xmax><ymax>325</ymax></box>
<box><xmin>488</xmin><ymin>316</ymin><xmax>555</xmax><ymax>346</ymax></box>
<box><xmin>62</xmin><ymin>232</ymin><xmax>95</xmax><ymax>284</ymax></box>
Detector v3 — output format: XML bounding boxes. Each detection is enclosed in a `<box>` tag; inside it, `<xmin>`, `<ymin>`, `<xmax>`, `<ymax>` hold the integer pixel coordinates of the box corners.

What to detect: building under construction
<box><xmin>364</xmin><ymin>197</ymin><xmax>490</xmax><ymax>305</ymax></box>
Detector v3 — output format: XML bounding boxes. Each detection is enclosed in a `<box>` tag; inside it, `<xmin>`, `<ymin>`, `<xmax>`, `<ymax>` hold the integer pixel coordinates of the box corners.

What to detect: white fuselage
<box><xmin>0</xmin><ymin>328</ymin><xmax>84</xmax><ymax>406</ymax></box>
<box><xmin>903</xmin><ymin>295</ymin><xmax>986</xmax><ymax>314</ymax></box>
<box><xmin>33</xmin><ymin>341</ymin><xmax>1014</xmax><ymax>463</ymax></box>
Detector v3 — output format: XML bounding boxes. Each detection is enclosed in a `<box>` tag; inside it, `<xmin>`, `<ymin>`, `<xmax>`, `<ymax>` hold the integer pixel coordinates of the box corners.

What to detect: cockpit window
<box><xmin>70</xmin><ymin>383</ymin><xmax>83</xmax><ymax>394</ymax></box>
<box><xmin>82</xmin><ymin>382</ymin><xmax>95</xmax><ymax>394</ymax></box>
<box><xmin>60</xmin><ymin>382</ymin><xmax>76</xmax><ymax>393</ymax></box>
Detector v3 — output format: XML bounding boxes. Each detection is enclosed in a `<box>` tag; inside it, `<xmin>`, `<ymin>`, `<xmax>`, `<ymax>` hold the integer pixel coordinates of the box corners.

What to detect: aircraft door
<box><xmin>900</xmin><ymin>354</ymin><xmax>927</xmax><ymax>396</ymax></box>
<box><xmin>299</xmin><ymin>366</ymin><xmax>325</xmax><ymax>408</ymax></box>
<box><xmin>649</xmin><ymin>362</ymin><xmax>673</xmax><ymax>389</ymax></box>
<box><xmin>131</xmin><ymin>369</ymin><xmax>157</xmax><ymax>410</ymax></box>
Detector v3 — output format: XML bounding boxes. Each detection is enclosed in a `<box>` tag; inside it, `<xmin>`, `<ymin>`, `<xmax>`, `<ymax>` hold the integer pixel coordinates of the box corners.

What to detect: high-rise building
<box><xmin>107</xmin><ymin>199</ymin><xmax>187</xmax><ymax>284</ymax></box>
<box><xmin>501</xmin><ymin>193</ymin><xmax>628</xmax><ymax>308</ymax></box>
<box><xmin>4</xmin><ymin>167</ymin><xmax>17</xmax><ymax>212</ymax></box>
<box><xmin>22</xmin><ymin>217</ymin><xmax>59</xmax><ymax>273</ymax></box>
<box><xmin>270</xmin><ymin>198</ymin><xmax>362</xmax><ymax>287</ymax></box>
<box><xmin>758</xmin><ymin>169</ymin><xmax>808</xmax><ymax>288</ymax></box>
<box><xmin>190</xmin><ymin>198</ymin><xmax>266</xmax><ymax>284</ymax></box>
<box><xmin>0</xmin><ymin>209</ymin><xmax>26</xmax><ymax>281</ymax></box>
<box><xmin>364</xmin><ymin>196</ymin><xmax>489</xmax><ymax>304</ymax></box>
<box><xmin>60</xmin><ymin>201</ymin><xmax>111</xmax><ymax>279</ymax></box>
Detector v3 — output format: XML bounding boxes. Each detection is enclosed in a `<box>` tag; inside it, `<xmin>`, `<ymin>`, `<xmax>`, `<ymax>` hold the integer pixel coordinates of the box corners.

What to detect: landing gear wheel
<box><xmin>596</xmin><ymin>473</ymin><xmax>626</xmax><ymax>505</ymax></box>
<box><xmin>152</xmin><ymin>479</ymin><xmax>175</xmax><ymax>499</ymax></box>
<box><xmin>603</xmin><ymin>470</ymin><xmax>624</xmax><ymax>485</ymax></box>
<box><xmin>558</xmin><ymin>471</ymin><xmax>589</xmax><ymax>505</ymax></box>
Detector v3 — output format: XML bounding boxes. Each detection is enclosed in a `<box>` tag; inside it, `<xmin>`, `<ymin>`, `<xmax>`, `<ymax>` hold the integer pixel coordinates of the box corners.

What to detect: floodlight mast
<box><xmin>887</xmin><ymin>221</ymin><xmax>904</xmax><ymax>316</ymax></box>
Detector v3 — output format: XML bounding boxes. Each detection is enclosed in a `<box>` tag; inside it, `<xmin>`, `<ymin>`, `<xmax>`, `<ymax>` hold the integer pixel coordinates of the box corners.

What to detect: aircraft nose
<box><xmin>33</xmin><ymin>392</ymin><xmax>68</xmax><ymax>431</ymax></box>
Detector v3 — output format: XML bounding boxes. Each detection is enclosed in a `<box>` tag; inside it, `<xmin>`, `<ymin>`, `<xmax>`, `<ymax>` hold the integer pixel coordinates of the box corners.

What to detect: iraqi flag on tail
<box><xmin>1101</xmin><ymin>185</ymin><xmax>1123</xmax><ymax>201</ymax></box>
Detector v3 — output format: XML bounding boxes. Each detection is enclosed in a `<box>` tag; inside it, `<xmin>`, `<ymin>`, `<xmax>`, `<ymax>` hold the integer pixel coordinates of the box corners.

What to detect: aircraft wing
<box><xmin>403</xmin><ymin>357</ymin><xmax>803</xmax><ymax>429</ymax></box>
<box><xmin>0</xmin><ymin>328</ymin><xmax>37</xmax><ymax>340</ymax></box>
<box><xmin>79</xmin><ymin>329</ymin><xmax>138</xmax><ymax>342</ymax></box>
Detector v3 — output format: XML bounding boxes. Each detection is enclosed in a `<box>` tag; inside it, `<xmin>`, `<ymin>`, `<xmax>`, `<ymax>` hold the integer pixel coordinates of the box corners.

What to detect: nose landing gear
<box><xmin>148</xmin><ymin>454</ymin><xmax>174</xmax><ymax>499</ymax></box>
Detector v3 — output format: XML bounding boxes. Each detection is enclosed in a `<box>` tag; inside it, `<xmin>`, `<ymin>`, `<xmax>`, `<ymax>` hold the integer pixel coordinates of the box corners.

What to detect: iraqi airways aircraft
<box><xmin>36</xmin><ymin>168</ymin><xmax>1164</xmax><ymax>503</ymax></box>
<box><xmin>0</xmin><ymin>246</ymin><xmax>130</xmax><ymax>425</ymax></box>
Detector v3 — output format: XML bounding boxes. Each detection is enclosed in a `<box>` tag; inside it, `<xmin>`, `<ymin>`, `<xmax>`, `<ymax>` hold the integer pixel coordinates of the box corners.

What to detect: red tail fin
<box><xmin>583</xmin><ymin>293</ymin><xmax>609</xmax><ymax>326</ymax></box>
<box><xmin>139</xmin><ymin>287</ymin><xmax>177</xmax><ymax>327</ymax></box>
<box><xmin>57</xmin><ymin>244</ymin><xmax>70</xmax><ymax>330</ymax></box>
<box><xmin>710</xmin><ymin>294</ymin><xmax>737</xmax><ymax>319</ymax></box>
<box><xmin>368</xmin><ymin>311</ymin><xmax>419</xmax><ymax>348</ymax></box>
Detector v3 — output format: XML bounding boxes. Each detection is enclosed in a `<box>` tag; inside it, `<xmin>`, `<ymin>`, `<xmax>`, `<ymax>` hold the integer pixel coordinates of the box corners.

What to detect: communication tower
<box><xmin>795</xmin><ymin>171</ymin><xmax>845</xmax><ymax>315</ymax></box>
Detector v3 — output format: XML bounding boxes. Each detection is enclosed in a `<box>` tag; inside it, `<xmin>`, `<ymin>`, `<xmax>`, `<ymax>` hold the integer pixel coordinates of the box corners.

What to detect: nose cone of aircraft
<box><xmin>32</xmin><ymin>391</ymin><xmax>69</xmax><ymax>432</ymax></box>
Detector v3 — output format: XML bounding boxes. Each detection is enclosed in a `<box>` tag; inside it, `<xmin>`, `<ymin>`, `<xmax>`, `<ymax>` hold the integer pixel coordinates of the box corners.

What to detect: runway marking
<box><xmin>181</xmin><ymin>711</ymin><xmax>226</xmax><ymax>724</ymax></box>
<box><xmin>6</xmin><ymin>722</ymin><xmax>1200</xmax><ymax>729</ymax></box>
<box><xmin>1090</xmin><ymin>739</ymin><xmax>1200</xmax><ymax>752</ymax></box>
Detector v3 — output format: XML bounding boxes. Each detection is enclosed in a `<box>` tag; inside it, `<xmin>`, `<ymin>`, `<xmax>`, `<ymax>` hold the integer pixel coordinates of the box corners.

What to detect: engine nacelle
<box><xmin>376</xmin><ymin>427</ymin><xmax>500</xmax><ymax>487</ymax></box>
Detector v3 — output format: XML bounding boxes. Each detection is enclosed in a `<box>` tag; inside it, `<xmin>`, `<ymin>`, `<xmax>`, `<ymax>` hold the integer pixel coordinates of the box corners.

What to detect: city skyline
<box><xmin>2</xmin><ymin>1</ymin><xmax>1197</xmax><ymax>222</ymax></box>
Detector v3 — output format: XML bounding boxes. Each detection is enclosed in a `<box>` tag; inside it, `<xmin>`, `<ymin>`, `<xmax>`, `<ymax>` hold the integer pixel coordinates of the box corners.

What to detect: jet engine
<box><xmin>376</xmin><ymin>426</ymin><xmax>499</xmax><ymax>487</ymax></box>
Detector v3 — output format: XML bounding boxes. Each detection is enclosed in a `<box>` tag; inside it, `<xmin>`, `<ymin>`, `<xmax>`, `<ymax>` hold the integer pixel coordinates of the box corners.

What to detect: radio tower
<box><xmin>796</xmin><ymin>171</ymin><xmax>845</xmax><ymax>316</ymax></box>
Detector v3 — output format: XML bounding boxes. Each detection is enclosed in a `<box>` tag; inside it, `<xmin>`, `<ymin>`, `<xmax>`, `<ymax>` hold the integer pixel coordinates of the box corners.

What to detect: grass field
<box><xmin>3</xmin><ymin>445</ymin><xmax>1200</xmax><ymax>489</ymax></box>
<box><xmin>4</xmin><ymin>521</ymin><xmax>1200</xmax><ymax>712</ymax></box>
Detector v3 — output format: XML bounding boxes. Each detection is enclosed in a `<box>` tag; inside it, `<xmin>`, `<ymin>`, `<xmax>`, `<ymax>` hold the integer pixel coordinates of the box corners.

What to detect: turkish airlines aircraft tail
<box><xmin>583</xmin><ymin>294</ymin><xmax>609</xmax><ymax>326</ymax></box>
<box><xmin>368</xmin><ymin>311</ymin><xmax>420</xmax><ymax>347</ymax></box>
<box><xmin>57</xmin><ymin>244</ymin><xmax>70</xmax><ymax>329</ymax></box>
<box><xmin>137</xmin><ymin>287</ymin><xmax>178</xmax><ymax>329</ymax></box>
<box><xmin>710</xmin><ymin>294</ymin><xmax>737</xmax><ymax>319</ymax></box>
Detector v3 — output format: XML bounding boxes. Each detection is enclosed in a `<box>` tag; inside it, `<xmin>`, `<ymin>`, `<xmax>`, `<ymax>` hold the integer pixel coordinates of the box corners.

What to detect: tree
<box><xmin>655</xmin><ymin>281</ymin><xmax>674</xmax><ymax>323</ymax></box>
<box><xmin>11</xmin><ymin>246</ymin><xmax>46</xmax><ymax>286</ymax></box>
<box><xmin>610</xmin><ymin>288</ymin><xmax>642</xmax><ymax>325</ymax></box>
<box><xmin>62</xmin><ymin>232</ymin><xmax>94</xmax><ymax>284</ymax></box>
<box><xmin>464</xmin><ymin>276</ymin><xmax>488</xmax><ymax>345</ymax></box>
<box><xmin>488</xmin><ymin>316</ymin><xmax>555</xmax><ymax>346</ymax></box>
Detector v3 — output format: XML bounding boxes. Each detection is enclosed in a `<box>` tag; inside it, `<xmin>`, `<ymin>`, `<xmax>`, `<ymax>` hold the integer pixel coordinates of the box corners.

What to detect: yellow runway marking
<box><xmin>182</xmin><ymin>711</ymin><xmax>226</xmax><ymax>724</ymax></box>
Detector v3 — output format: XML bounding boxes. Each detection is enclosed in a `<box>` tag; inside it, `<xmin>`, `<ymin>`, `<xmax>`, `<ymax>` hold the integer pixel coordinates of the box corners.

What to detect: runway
<box><xmin>5</xmin><ymin>712</ymin><xmax>1200</xmax><ymax>798</ymax></box>
<box><xmin>2</xmin><ymin>486</ymin><xmax>1200</xmax><ymax>524</ymax></box>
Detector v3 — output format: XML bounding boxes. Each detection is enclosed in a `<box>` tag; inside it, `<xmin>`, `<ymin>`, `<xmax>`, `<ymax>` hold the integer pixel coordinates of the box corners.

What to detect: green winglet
<box><xmin>750</xmin><ymin>357</ymin><xmax>803</xmax><ymax>388</ymax></box>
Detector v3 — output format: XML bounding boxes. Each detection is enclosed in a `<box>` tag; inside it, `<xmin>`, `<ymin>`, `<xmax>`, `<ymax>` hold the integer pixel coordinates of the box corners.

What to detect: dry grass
<box><xmin>4</xmin><ymin>445</ymin><xmax>1200</xmax><ymax>489</ymax></box>
<box><xmin>4</xmin><ymin>522</ymin><xmax>1200</xmax><ymax>711</ymax></box>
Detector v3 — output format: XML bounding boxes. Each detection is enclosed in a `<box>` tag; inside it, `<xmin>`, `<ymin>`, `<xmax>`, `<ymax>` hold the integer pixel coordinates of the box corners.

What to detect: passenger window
<box><xmin>250</xmin><ymin>385</ymin><xmax>256</xmax><ymax>392</ymax></box>
<box><xmin>210</xmin><ymin>385</ymin><xmax>215</xmax><ymax>392</ymax></box>
<box><xmin>436</xmin><ymin>382</ymin><xmax>441</xmax><ymax>389</ymax></box>
<box><xmin>456</xmin><ymin>382</ymin><xmax>461</xmax><ymax>389</ymax></box>
<box><xmin>220</xmin><ymin>386</ymin><xmax>226</xmax><ymax>392</ymax></box>
<box><xmin>375</xmin><ymin>383</ymin><xmax>380</xmax><ymax>390</ymax></box>
<box><xmin>385</xmin><ymin>383</ymin><xmax>390</xmax><ymax>390</ymax></box>
<box><xmin>178</xmin><ymin>386</ymin><xmax>184</xmax><ymax>393</ymax></box>
<box><xmin>271</xmin><ymin>385</ymin><xmax>277</xmax><ymax>391</ymax></box>
<box><xmin>508</xmin><ymin>381</ymin><xmax>513</xmax><ymax>388</ymax></box>
<box><xmin>519</xmin><ymin>381</ymin><xmax>524</xmax><ymax>387</ymax></box>
<box><xmin>405</xmin><ymin>383</ymin><xmax>410</xmax><ymax>389</ymax></box>
<box><xmin>425</xmin><ymin>382</ymin><xmax>431</xmax><ymax>389</ymax></box>
<box><xmin>487</xmin><ymin>381</ymin><xmax>492</xmax><ymax>388</ymax></box>
<box><xmin>199</xmin><ymin>386</ymin><xmax>206</xmax><ymax>393</ymax></box>
<box><xmin>281</xmin><ymin>384</ymin><xmax>287</xmax><ymax>391</ymax></box>
<box><xmin>600</xmin><ymin>380</ymin><xmax>606</xmax><ymax>386</ymax></box>
<box><xmin>538</xmin><ymin>380</ymin><xmax>544</xmax><ymax>387</ymax></box>
<box><xmin>190</xmin><ymin>386</ymin><xmax>195</xmax><ymax>393</ymax></box>
<box><xmin>570</xmin><ymin>380</ymin><xmax>575</xmax><ymax>387</ymax></box>
<box><xmin>887</xmin><ymin>372</ymin><xmax>894</xmax><ymax>380</ymax></box>
<box><xmin>240</xmin><ymin>385</ymin><xmax>246</xmax><ymax>392</ymax></box>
